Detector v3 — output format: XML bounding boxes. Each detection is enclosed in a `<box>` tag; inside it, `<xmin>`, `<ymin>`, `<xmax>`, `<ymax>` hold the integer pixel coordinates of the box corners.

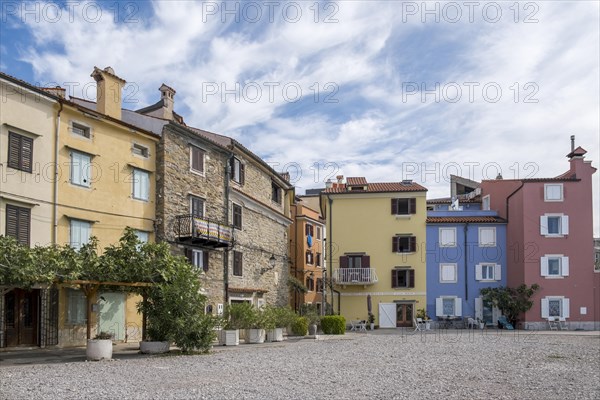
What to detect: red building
<box><xmin>480</xmin><ymin>139</ymin><xmax>598</xmax><ymax>330</ymax></box>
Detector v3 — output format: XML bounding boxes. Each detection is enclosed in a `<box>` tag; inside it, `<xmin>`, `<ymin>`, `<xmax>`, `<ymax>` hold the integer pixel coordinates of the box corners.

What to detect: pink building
<box><xmin>480</xmin><ymin>139</ymin><xmax>598</xmax><ymax>330</ymax></box>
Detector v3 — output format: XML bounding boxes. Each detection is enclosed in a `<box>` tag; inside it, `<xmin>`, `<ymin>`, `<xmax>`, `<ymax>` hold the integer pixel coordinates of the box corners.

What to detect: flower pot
<box><xmin>308</xmin><ymin>324</ymin><xmax>318</xmax><ymax>336</ymax></box>
<box><xmin>370</xmin><ymin>323</ymin><xmax>375</xmax><ymax>331</ymax></box>
<box><xmin>266</xmin><ymin>328</ymin><xmax>284</xmax><ymax>342</ymax></box>
<box><xmin>425</xmin><ymin>321</ymin><xmax>431</xmax><ymax>330</ymax></box>
<box><xmin>223</xmin><ymin>329</ymin><xmax>240</xmax><ymax>346</ymax></box>
<box><xmin>86</xmin><ymin>339</ymin><xmax>113</xmax><ymax>361</ymax></box>
<box><xmin>139</xmin><ymin>341</ymin><xmax>170</xmax><ymax>354</ymax></box>
<box><xmin>246</xmin><ymin>328</ymin><xmax>266</xmax><ymax>343</ymax></box>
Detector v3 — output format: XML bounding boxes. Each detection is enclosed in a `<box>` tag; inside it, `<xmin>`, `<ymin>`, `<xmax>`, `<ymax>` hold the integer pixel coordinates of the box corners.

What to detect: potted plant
<box><xmin>86</xmin><ymin>331</ymin><xmax>113</xmax><ymax>361</ymax></box>
<box><xmin>242</xmin><ymin>305</ymin><xmax>267</xmax><ymax>344</ymax></box>
<box><xmin>137</xmin><ymin>290</ymin><xmax>173</xmax><ymax>354</ymax></box>
<box><xmin>265</xmin><ymin>306</ymin><xmax>295</xmax><ymax>342</ymax></box>
<box><xmin>368</xmin><ymin>313</ymin><xmax>375</xmax><ymax>330</ymax></box>
<box><xmin>416</xmin><ymin>308</ymin><xmax>431</xmax><ymax>330</ymax></box>
<box><xmin>220</xmin><ymin>303</ymin><xmax>249</xmax><ymax>346</ymax></box>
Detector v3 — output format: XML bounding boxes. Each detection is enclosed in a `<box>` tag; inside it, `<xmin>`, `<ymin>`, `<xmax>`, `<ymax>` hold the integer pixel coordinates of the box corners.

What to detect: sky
<box><xmin>1</xmin><ymin>0</ymin><xmax>599</xmax><ymax>235</ymax></box>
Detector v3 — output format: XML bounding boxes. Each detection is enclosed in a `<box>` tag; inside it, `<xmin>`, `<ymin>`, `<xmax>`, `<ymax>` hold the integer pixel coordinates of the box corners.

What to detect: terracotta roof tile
<box><xmin>323</xmin><ymin>181</ymin><xmax>427</xmax><ymax>193</ymax></box>
<box><xmin>228</xmin><ymin>287</ymin><xmax>268</xmax><ymax>294</ymax></box>
<box><xmin>426</xmin><ymin>216</ymin><xmax>506</xmax><ymax>224</ymax></box>
<box><xmin>347</xmin><ymin>177</ymin><xmax>367</xmax><ymax>185</ymax></box>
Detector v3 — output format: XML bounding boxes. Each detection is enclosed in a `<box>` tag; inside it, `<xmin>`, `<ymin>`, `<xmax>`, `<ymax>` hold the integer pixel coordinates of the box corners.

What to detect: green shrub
<box><xmin>291</xmin><ymin>316</ymin><xmax>308</xmax><ymax>336</ymax></box>
<box><xmin>321</xmin><ymin>315</ymin><xmax>346</xmax><ymax>334</ymax></box>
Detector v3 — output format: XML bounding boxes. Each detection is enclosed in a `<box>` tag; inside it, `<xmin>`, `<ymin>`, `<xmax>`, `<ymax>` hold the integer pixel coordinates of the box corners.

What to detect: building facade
<box><xmin>320</xmin><ymin>176</ymin><xmax>428</xmax><ymax>328</ymax></box>
<box><xmin>480</xmin><ymin>140</ymin><xmax>598</xmax><ymax>329</ymax></box>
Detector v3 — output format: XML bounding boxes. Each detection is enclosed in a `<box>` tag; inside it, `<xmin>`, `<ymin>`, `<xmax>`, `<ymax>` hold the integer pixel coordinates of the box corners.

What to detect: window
<box><xmin>316</xmin><ymin>278</ymin><xmax>323</xmax><ymax>292</ymax></box>
<box><xmin>230</xmin><ymin>157</ymin><xmax>245</xmax><ymax>184</ymax></box>
<box><xmin>436</xmin><ymin>297</ymin><xmax>462</xmax><ymax>317</ymax></box>
<box><xmin>348</xmin><ymin>255</ymin><xmax>361</xmax><ymax>268</ymax></box>
<box><xmin>541</xmin><ymin>215</ymin><xmax>569</xmax><ymax>236</ymax></box>
<box><xmin>392</xmin><ymin>235</ymin><xmax>417</xmax><ymax>253</ymax></box>
<box><xmin>271</xmin><ymin>181</ymin><xmax>282</xmax><ymax>204</ymax></box>
<box><xmin>476</xmin><ymin>263</ymin><xmax>501</xmax><ymax>281</ymax></box>
<box><xmin>478</xmin><ymin>227</ymin><xmax>496</xmax><ymax>247</ymax></box>
<box><xmin>316</xmin><ymin>252</ymin><xmax>322</xmax><ymax>267</ymax></box>
<box><xmin>7</xmin><ymin>132</ymin><xmax>33</xmax><ymax>173</ymax></box>
<box><xmin>391</xmin><ymin>268</ymin><xmax>415</xmax><ymax>288</ymax></box>
<box><xmin>541</xmin><ymin>256</ymin><xmax>569</xmax><ymax>277</ymax></box>
<box><xmin>391</xmin><ymin>198</ymin><xmax>416</xmax><ymax>215</ymax></box>
<box><xmin>544</xmin><ymin>184</ymin><xmax>563</xmax><ymax>202</ymax></box>
<box><xmin>482</xmin><ymin>195</ymin><xmax>490</xmax><ymax>211</ymax></box>
<box><xmin>132</xmin><ymin>143</ymin><xmax>149</xmax><ymax>158</ymax></box>
<box><xmin>5</xmin><ymin>204</ymin><xmax>31</xmax><ymax>246</ymax></box>
<box><xmin>541</xmin><ymin>297</ymin><xmax>570</xmax><ymax>319</ymax></box>
<box><xmin>190</xmin><ymin>196</ymin><xmax>204</xmax><ymax>218</ymax></box>
<box><xmin>233</xmin><ymin>251</ymin><xmax>243</xmax><ymax>276</ymax></box>
<box><xmin>440</xmin><ymin>263</ymin><xmax>457</xmax><ymax>283</ymax></box>
<box><xmin>306</xmin><ymin>276</ymin><xmax>315</xmax><ymax>291</ymax></box>
<box><xmin>316</xmin><ymin>226</ymin><xmax>321</xmax><ymax>240</ymax></box>
<box><xmin>187</xmin><ymin>248</ymin><xmax>209</xmax><ymax>272</ymax></box>
<box><xmin>66</xmin><ymin>289</ymin><xmax>87</xmax><ymax>324</ymax></box>
<box><xmin>132</xmin><ymin>168</ymin><xmax>150</xmax><ymax>201</ymax></box>
<box><xmin>305</xmin><ymin>224</ymin><xmax>314</xmax><ymax>237</ymax></box>
<box><xmin>306</xmin><ymin>251</ymin><xmax>314</xmax><ymax>265</ymax></box>
<box><xmin>232</xmin><ymin>203</ymin><xmax>242</xmax><ymax>229</ymax></box>
<box><xmin>439</xmin><ymin>228</ymin><xmax>456</xmax><ymax>247</ymax></box>
<box><xmin>70</xmin><ymin>151</ymin><xmax>91</xmax><ymax>187</ymax></box>
<box><xmin>71</xmin><ymin>123</ymin><xmax>90</xmax><ymax>139</ymax></box>
<box><xmin>190</xmin><ymin>145</ymin><xmax>205</xmax><ymax>174</ymax></box>
<box><xmin>70</xmin><ymin>219</ymin><xmax>91</xmax><ymax>250</ymax></box>
<box><xmin>135</xmin><ymin>230</ymin><xmax>149</xmax><ymax>243</ymax></box>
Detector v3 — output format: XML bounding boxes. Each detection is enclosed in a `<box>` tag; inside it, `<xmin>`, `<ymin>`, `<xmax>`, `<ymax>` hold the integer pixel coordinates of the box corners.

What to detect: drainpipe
<box><xmin>224</xmin><ymin>152</ymin><xmax>233</xmax><ymax>304</ymax></box>
<box><xmin>464</xmin><ymin>223</ymin><xmax>469</xmax><ymax>301</ymax></box>
<box><xmin>505</xmin><ymin>182</ymin><xmax>524</xmax><ymax>223</ymax></box>
<box><xmin>53</xmin><ymin>101</ymin><xmax>63</xmax><ymax>245</ymax></box>
<box><xmin>327</xmin><ymin>195</ymin><xmax>341</xmax><ymax>315</ymax></box>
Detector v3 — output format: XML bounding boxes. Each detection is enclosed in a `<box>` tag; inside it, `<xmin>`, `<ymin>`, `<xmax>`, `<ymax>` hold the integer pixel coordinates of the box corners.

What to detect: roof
<box><xmin>323</xmin><ymin>181</ymin><xmax>427</xmax><ymax>193</ymax></box>
<box><xmin>427</xmin><ymin>196</ymin><xmax>481</xmax><ymax>204</ymax></box>
<box><xmin>482</xmin><ymin>176</ymin><xmax>579</xmax><ymax>183</ymax></box>
<box><xmin>347</xmin><ymin>177</ymin><xmax>368</xmax><ymax>185</ymax></box>
<box><xmin>427</xmin><ymin>216</ymin><xmax>506</xmax><ymax>224</ymax></box>
<box><xmin>0</xmin><ymin>71</ymin><xmax>61</xmax><ymax>101</ymax></box>
<box><xmin>567</xmin><ymin>146</ymin><xmax>587</xmax><ymax>158</ymax></box>
<box><xmin>228</xmin><ymin>287</ymin><xmax>268</xmax><ymax>294</ymax></box>
<box><xmin>135</xmin><ymin>99</ymin><xmax>164</xmax><ymax>114</ymax></box>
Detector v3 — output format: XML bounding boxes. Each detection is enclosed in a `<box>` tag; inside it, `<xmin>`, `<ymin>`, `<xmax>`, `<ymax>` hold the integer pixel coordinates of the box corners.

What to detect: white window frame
<box><xmin>70</xmin><ymin>151</ymin><xmax>92</xmax><ymax>188</ymax></box>
<box><xmin>436</xmin><ymin>296</ymin><xmax>462</xmax><ymax>317</ymax></box>
<box><xmin>439</xmin><ymin>263</ymin><xmax>457</xmax><ymax>283</ymax></box>
<box><xmin>132</xmin><ymin>168</ymin><xmax>150</xmax><ymax>201</ymax></box>
<box><xmin>540</xmin><ymin>255</ymin><xmax>569</xmax><ymax>277</ymax></box>
<box><xmin>439</xmin><ymin>227</ymin><xmax>457</xmax><ymax>247</ymax></box>
<box><xmin>540</xmin><ymin>214</ymin><xmax>569</xmax><ymax>237</ymax></box>
<box><xmin>478</xmin><ymin>227</ymin><xmax>496</xmax><ymax>247</ymax></box>
<box><xmin>541</xmin><ymin>296</ymin><xmax>570</xmax><ymax>319</ymax></box>
<box><xmin>132</xmin><ymin>142</ymin><xmax>150</xmax><ymax>158</ymax></box>
<box><xmin>70</xmin><ymin>121</ymin><xmax>91</xmax><ymax>139</ymax></box>
<box><xmin>476</xmin><ymin>263</ymin><xmax>501</xmax><ymax>281</ymax></box>
<box><xmin>231</xmin><ymin>157</ymin><xmax>243</xmax><ymax>183</ymax></box>
<box><xmin>192</xmin><ymin>249</ymin><xmax>206</xmax><ymax>270</ymax></box>
<box><xmin>544</xmin><ymin>184</ymin><xmax>563</xmax><ymax>202</ymax></box>
<box><xmin>482</xmin><ymin>195</ymin><xmax>490</xmax><ymax>211</ymax></box>
<box><xmin>70</xmin><ymin>219</ymin><xmax>91</xmax><ymax>250</ymax></box>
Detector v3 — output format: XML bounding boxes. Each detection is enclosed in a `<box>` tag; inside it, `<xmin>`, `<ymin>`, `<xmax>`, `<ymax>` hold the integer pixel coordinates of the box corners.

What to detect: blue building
<box><xmin>426</xmin><ymin>198</ymin><xmax>507</xmax><ymax>325</ymax></box>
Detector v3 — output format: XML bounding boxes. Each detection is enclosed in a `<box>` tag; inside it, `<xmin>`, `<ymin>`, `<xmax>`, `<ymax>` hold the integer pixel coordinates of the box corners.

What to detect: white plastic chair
<box><xmin>547</xmin><ymin>317</ymin><xmax>559</xmax><ymax>331</ymax></box>
<box><xmin>467</xmin><ymin>317</ymin><xmax>477</xmax><ymax>329</ymax></box>
<box><xmin>414</xmin><ymin>318</ymin><xmax>425</xmax><ymax>332</ymax></box>
<box><xmin>558</xmin><ymin>317</ymin><xmax>568</xmax><ymax>330</ymax></box>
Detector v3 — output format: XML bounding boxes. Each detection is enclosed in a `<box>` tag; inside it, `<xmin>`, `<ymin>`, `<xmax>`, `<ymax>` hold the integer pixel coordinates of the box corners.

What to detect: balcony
<box><xmin>174</xmin><ymin>215</ymin><xmax>234</xmax><ymax>249</ymax></box>
<box><xmin>332</xmin><ymin>268</ymin><xmax>378</xmax><ymax>285</ymax></box>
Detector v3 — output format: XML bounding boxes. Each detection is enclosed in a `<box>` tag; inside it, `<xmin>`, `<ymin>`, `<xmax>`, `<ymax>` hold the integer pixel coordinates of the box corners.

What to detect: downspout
<box><xmin>53</xmin><ymin>101</ymin><xmax>63</xmax><ymax>245</ymax></box>
<box><xmin>224</xmin><ymin>152</ymin><xmax>233</xmax><ymax>304</ymax></box>
<box><xmin>328</xmin><ymin>195</ymin><xmax>341</xmax><ymax>315</ymax></box>
<box><xmin>464</xmin><ymin>223</ymin><xmax>469</xmax><ymax>301</ymax></box>
<box><xmin>505</xmin><ymin>182</ymin><xmax>524</xmax><ymax>223</ymax></box>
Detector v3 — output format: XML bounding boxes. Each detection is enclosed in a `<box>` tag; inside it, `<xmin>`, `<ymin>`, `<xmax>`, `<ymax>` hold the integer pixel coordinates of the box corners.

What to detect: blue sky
<box><xmin>1</xmin><ymin>1</ymin><xmax>599</xmax><ymax>234</ymax></box>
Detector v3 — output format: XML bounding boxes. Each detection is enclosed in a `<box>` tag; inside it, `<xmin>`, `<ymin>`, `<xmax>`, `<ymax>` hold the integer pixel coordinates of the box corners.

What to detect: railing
<box><xmin>332</xmin><ymin>268</ymin><xmax>378</xmax><ymax>285</ymax></box>
<box><xmin>174</xmin><ymin>215</ymin><xmax>233</xmax><ymax>247</ymax></box>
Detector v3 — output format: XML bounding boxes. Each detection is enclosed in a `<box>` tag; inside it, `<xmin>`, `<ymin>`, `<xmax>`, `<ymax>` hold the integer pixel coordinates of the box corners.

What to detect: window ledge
<box><xmin>543</xmin><ymin>276</ymin><xmax>565</xmax><ymax>279</ymax></box>
<box><xmin>190</xmin><ymin>168</ymin><xmax>205</xmax><ymax>177</ymax></box>
<box><xmin>542</xmin><ymin>234</ymin><xmax>566</xmax><ymax>238</ymax></box>
<box><xmin>394</xmin><ymin>215</ymin><xmax>411</xmax><ymax>219</ymax></box>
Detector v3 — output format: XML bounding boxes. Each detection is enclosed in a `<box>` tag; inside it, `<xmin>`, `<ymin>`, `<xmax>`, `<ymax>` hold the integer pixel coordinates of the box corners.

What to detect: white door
<box><xmin>379</xmin><ymin>303</ymin><xmax>397</xmax><ymax>328</ymax></box>
<box><xmin>98</xmin><ymin>292</ymin><xmax>126</xmax><ymax>341</ymax></box>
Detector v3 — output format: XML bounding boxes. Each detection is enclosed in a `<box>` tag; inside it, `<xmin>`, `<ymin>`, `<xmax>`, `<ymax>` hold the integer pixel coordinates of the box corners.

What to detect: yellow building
<box><xmin>53</xmin><ymin>67</ymin><xmax>160</xmax><ymax>345</ymax></box>
<box><xmin>320</xmin><ymin>176</ymin><xmax>427</xmax><ymax>328</ymax></box>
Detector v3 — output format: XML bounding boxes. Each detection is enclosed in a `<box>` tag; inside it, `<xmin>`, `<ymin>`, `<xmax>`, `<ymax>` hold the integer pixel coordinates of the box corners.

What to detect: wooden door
<box><xmin>378</xmin><ymin>303</ymin><xmax>396</xmax><ymax>328</ymax></box>
<box><xmin>4</xmin><ymin>289</ymin><xmax>39</xmax><ymax>346</ymax></box>
<box><xmin>396</xmin><ymin>304</ymin><xmax>413</xmax><ymax>327</ymax></box>
<box><xmin>98</xmin><ymin>292</ymin><xmax>126</xmax><ymax>341</ymax></box>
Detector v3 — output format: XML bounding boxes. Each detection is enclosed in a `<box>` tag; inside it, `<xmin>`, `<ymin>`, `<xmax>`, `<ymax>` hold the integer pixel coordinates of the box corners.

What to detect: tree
<box><xmin>480</xmin><ymin>284</ymin><xmax>540</xmax><ymax>327</ymax></box>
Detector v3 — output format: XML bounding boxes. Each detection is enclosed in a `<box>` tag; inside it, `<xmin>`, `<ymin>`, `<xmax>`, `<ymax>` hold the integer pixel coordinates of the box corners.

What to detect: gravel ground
<box><xmin>1</xmin><ymin>331</ymin><xmax>599</xmax><ymax>400</ymax></box>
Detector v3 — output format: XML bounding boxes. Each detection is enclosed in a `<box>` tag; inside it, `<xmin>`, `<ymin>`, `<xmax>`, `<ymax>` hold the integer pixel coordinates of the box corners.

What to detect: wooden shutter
<box><xmin>475</xmin><ymin>297</ymin><xmax>483</xmax><ymax>320</ymax></box>
<box><xmin>392</xmin><ymin>237</ymin><xmax>398</xmax><ymax>252</ymax></box>
<box><xmin>7</xmin><ymin>132</ymin><xmax>20</xmax><ymax>170</ymax></box>
<box><xmin>561</xmin><ymin>216</ymin><xmax>569</xmax><ymax>235</ymax></box>
<box><xmin>455</xmin><ymin>298</ymin><xmax>462</xmax><ymax>316</ymax></box>
<box><xmin>409</xmin><ymin>198</ymin><xmax>416</xmax><ymax>214</ymax></box>
<box><xmin>339</xmin><ymin>255</ymin><xmax>348</xmax><ymax>268</ymax></box>
<box><xmin>494</xmin><ymin>264</ymin><xmax>501</xmax><ymax>280</ymax></box>
<box><xmin>239</xmin><ymin>163</ymin><xmax>245</xmax><ymax>185</ymax></box>
<box><xmin>361</xmin><ymin>255</ymin><xmax>370</xmax><ymax>268</ymax></box>
<box><xmin>5</xmin><ymin>205</ymin><xmax>18</xmax><ymax>239</ymax></box>
<box><xmin>561</xmin><ymin>257</ymin><xmax>569</xmax><ymax>276</ymax></box>
<box><xmin>5</xmin><ymin>205</ymin><xmax>30</xmax><ymax>246</ymax></box>
<box><xmin>191</xmin><ymin>147</ymin><xmax>204</xmax><ymax>173</ymax></box>
<box><xmin>475</xmin><ymin>264</ymin><xmax>482</xmax><ymax>280</ymax></box>
<box><xmin>391</xmin><ymin>199</ymin><xmax>398</xmax><ymax>215</ymax></box>
<box><xmin>185</xmin><ymin>248</ymin><xmax>193</xmax><ymax>263</ymax></box>
<box><xmin>540</xmin><ymin>216</ymin><xmax>548</xmax><ymax>235</ymax></box>
<box><xmin>562</xmin><ymin>298</ymin><xmax>570</xmax><ymax>318</ymax></box>
<box><xmin>540</xmin><ymin>257</ymin><xmax>548</xmax><ymax>276</ymax></box>
<box><xmin>203</xmin><ymin>251</ymin><xmax>209</xmax><ymax>272</ymax></box>
<box><xmin>435</xmin><ymin>298</ymin><xmax>443</xmax><ymax>317</ymax></box>
<box><xmin>17</xmin><ymin>208</ymin><xmax>30</xmax><ymax>245</ymax></box>
<box><xmin>408</xmin><ymin>269</ymin><xmax>415</xmax><ymax>288</ymax></box>
<box><xmin>234</xmin><ymin>251</ymin><xmax>243</xmax><ymax>276</ymax></box>
<box><xmin>229</xmin><ymin>157</ymin><xmax>235</xmax><ymax>179</ymax></box>
<box><xmin>21</xmin><ymin>135</ymin><xmax>33</xmax><ymax>173</ymax></box>
<box><xmin>541</xmin><ymin>298</ymin><xmax>549</xmax><ymax>318</ymax></box>
<box><xmin>391</xmin><ymin>270</ymin><xmax>398</xmax><ymax>288</ymax></box>
<box><xmin>409</xmin><ymin>236</ymin><xmax>417</xmax><ymax>252</ymax></box>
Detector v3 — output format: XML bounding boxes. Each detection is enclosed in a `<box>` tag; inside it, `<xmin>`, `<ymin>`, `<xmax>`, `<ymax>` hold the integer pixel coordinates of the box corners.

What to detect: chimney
<box><xmin>570</xmin><ymin>135</ymin><xmax>575</xmax><ymax>152</ymax></box>
<box><xmin>91</xmin><ymin>66</ymin><xmax>126</xmax><ymax>120</ymax></box>
<box><xmin>159</xmin><ymin>83</ymin><xmax>176</xmax><ymax>120</ymax></box>
<box><xmin>336</xmin><ymin>175</ymin><xmax>344</xmax><ymax>184</ymax></box>
<box><xmin>325</xmin><ymin>179</ymin><xmax>333</xmax><ymax>189</ymax></box>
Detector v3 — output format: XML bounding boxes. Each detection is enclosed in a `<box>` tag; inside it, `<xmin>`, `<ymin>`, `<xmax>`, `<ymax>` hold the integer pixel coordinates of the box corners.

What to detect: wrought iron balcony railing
<box><xmin>332</xmin><ymin>268</ymin><xmax>378</xmax><ymax>285</ymax></box>
<box><xmin>173</xmin><ymin>215</ymin><xmax>233</xmax><ymax>248</ymax></box>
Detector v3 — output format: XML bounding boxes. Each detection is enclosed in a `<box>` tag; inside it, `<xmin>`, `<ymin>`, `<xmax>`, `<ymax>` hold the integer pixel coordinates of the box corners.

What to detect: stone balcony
<box><xmin>173</xmin><ymin>215</ymin><xmax>233</xmax><ymax>249</ymax></box>
<box><xmin>332</xmin><ymin>268</ymin><xmax>378</xmax><ymax>285</ymax></box>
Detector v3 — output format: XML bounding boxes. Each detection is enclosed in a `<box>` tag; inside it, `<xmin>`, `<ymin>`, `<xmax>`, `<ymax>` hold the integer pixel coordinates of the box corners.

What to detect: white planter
<box><xmin>223</xmin><ymin>330</ymin><xmax>239</xmax><ymax>346</ymax></box>
<box><xmin>370</xmin><ymin>323</ymin><xmax>375</xmax><ymax>331</ymax></box>
<box><xmin>267</xmin><ymin>328</ymin><xmax>284</xmax><ymax>342</ymax></box>
<box><xmin>425</xmin><ymin>322</ymin><xmax>431</xmax><ymax>330</ymax></box>
<box><xmin>139</xmin><ymin>341</ymin><xmax>170</xmax><ymax>354</ymax></box>
<box><xmin>86</xmin><ymin>339</ymin><xmax>113</xmax><ymax>361</ymax></box>
<box><xmin>246</xmin><ymin>328</ymin><xmax>265</xmax><ymax>344</ymax></box>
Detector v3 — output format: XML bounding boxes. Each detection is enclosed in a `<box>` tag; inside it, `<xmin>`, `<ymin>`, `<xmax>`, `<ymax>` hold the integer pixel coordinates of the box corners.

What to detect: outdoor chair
<box><xmin>498</xmin><ymin>316</ymin><xmax>514</xmax><ymax>330</ymax></box>
<box><xmin>467</xmin><ymin>317</ymin><xmax>478</xmax><ymax>329</ymax></box>
<box><xmin>414</xmin><ymin>318</ymin><xmax>425</xmax><ymax>332</ymax></box>
<box><xmin>558</xmin><ymin>317</ymin><xmax>568</xmax><ymax>330</ymax></box>
<box><xmin>547</xmin><ymin>317</ymin><xmax>559</xmax><ymax>330</ymax></box>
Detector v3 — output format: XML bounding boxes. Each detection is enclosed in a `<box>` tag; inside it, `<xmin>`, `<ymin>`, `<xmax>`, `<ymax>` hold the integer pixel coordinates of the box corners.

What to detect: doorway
<box><xmin>396</xmin><ymin>303</ymin><xmax>414</xmax><ymax>327</ymax></box>
<box><xmin>98</xmin><ymin>292</ymin><xmax>126</xmax><ymax>341</ymax></box>
<box><xmin>4</xmin><ymin>289</ymin><xmax>40</xmax><ymax>347</ymax></box>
